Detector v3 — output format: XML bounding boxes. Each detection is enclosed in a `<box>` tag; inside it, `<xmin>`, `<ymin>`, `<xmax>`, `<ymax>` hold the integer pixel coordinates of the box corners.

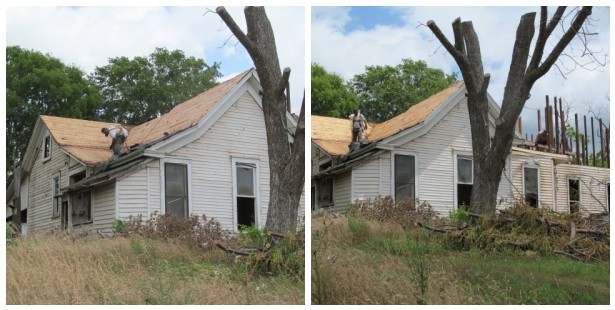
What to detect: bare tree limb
<box><xmin>215</xmin><ymin>7</ymin><xmax>257</xmax><ymax>54</ymax></box>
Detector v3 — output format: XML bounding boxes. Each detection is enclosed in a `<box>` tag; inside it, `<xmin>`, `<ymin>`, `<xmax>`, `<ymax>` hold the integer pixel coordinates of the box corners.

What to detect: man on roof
<box><xmin>348</xmin><ymin>109</ymin><xmax>368</xmax><ymax>143</ymax></box>
<box><xmin>101</xmin><ymin>125</ymin><xmax>129</xmax><ymax>156</ymax></box>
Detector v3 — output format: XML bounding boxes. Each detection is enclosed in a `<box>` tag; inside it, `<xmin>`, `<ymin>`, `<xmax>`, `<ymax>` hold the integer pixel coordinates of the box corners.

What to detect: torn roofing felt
<box><xmin>40</xmin><ymin>68</ymin><xmax>253</xmax><ymax>167</ymax></box>
<box><xmin>312</xmin><ymin>81</ymin><xmax>465</xmax><ymax>157</ymax></box>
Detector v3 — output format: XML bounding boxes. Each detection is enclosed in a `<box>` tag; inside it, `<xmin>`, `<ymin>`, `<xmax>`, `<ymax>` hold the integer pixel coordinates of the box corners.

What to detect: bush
<box><xmin>112</xmin><ymin>219</ymin><xmax>126</xmax><ymax>235</ymax></box>
<box><xmin>449</xmin><ymin>207</ymin><xmax>469</xmax><ymax>226</ymax></box>
<box><xmin>351</xmin><ymin>196</ymin><xmax>443</xmax><ymax>230</ymax></box>
<box><xmin>6</xmin><ymin>223</ymin><xmax>17</xmax><ymax>246</ymax></box>
<box><xmin>121</xmin><ymin>212</ymin><xmax>226</xmax><ymax>251</ymax></box>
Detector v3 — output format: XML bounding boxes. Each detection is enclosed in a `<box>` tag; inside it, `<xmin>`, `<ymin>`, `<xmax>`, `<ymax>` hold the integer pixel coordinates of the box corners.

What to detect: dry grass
<box><xmin>6</xmin><ymin>234</ymin><xmax>303</xmax><ymax>305</ymax></box>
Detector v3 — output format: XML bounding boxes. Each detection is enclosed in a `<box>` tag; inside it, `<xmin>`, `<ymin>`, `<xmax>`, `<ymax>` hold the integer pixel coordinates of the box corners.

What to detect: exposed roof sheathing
<box><xmin>41</xmin><ymin>115</ymin><xmax>119</xmax><ymax>165</ymax></box>
<box><xmin>127</xmin><ymin>69</ymin><xmax>251</xmax><ymax>147</ymax></box>
<box><xmin>39</xmin><ymin>69</ymin><xmax>252</xmax><ymax>165</ymax></box>
<box><xmin>312</xmin><ymin>81</ymin><xmax>464</xmax><ymax>156</ymax></box>
<box><xmin>367</xmin><ymin>81</ymin><xmax>464</xmax><ymax>141</ymax></box>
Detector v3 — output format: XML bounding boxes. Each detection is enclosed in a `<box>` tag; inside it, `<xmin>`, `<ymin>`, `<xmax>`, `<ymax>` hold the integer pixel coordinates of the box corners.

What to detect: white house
<box><xmin>7</xmin><ymin>69</ymin><xmax>304</xmax><ymax>234</ymax></box>
<box><xmin>311</xmin><ymin>81</ymin><xmax>609</xmax><ymax>215</ymax></box>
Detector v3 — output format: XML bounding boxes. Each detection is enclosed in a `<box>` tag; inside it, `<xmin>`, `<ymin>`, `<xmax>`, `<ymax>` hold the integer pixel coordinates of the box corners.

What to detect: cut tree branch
<box><xmin>216</xmin><ymin>7</ymin><xmax>257</xmax><ymax>54</ymax></box>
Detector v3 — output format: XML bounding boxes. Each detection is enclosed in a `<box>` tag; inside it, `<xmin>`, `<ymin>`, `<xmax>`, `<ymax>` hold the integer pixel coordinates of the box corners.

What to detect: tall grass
<box><xmin>6</xmin><ymin>234</ymin><xmax>303</xmax><ymax>304</ymax></box>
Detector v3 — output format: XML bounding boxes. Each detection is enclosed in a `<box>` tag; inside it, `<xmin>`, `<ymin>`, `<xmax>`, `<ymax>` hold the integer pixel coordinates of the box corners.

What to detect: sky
<box><xmin>5</xmin><ymin>6</ymin><xmax>306</xmax><ymax>114</ymax></box>
<box><xmin>312</xmin><ymin>6</ymin><xmax>611</xmax><ymax>138</ymax></box>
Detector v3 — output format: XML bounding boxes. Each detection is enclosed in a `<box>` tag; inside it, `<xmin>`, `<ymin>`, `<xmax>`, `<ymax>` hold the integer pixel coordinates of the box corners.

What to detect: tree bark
<box><xmin>12</xmin><ymin>160</ymin><xmax>22</xmax><ymax>233</ymax></box>
<box><xmin>428</xmin><ymin>7</ymin><xmax>593</xmax><ymax>214</ymax></box>
<box><xmin>217</xmin><ymin>7</ymin><xmax>305</xmax><ymax>233</ymax></box>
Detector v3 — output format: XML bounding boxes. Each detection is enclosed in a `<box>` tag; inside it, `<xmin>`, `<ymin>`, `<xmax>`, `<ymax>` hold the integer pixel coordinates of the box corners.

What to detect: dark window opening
<box><xmin>311</xmin><ymin>186</ymin><xmax>315</xmax><ymax>211</ymax></box>
<box><xmin>457</xmin><ymin>156</ymin><xmax>473</xmax><ymax>209</ymax></box>
<box><xmin>62</xmin><ymin>201</ymin><xmax>68</xmax><ymax>229</ymax></box>
<box><xmin>395</xmin><ymin>154</ymin><xmax>415</xmax><ymax>202</ymax></box>
<box><xmin>72</xmin><ymin>190</ymin><xmax>91</xmax><ymax>225</ymax></box>
<box><xmin>524</xmin><ymin>167</ymin><xmax>539</xmax><ymax>207</ymax></box>
<box><xmin>237</xmin><ymin>197</ymin><xmax>255</xmax><ymax>229</ymax></box>
<box><xmin>607</xmin><ymin>183</ymin><xmax>610</xmax><ymax>213</ymax></box>
<box><xmin>568</xmin><ymin>179</ymin><xmax>580</xmax><ymax>213</ymax></box>
<box><xmin>43</xmin><ymin>135</ymin><xmax>51</xmax><ymax>160</ymax></box>
<box><xmin>165</xmin><ymin>163</ymin><xmax>188</xmax><ymax>218</ymax></box>
<box><xmin>317</xmin><ymin>177</ymin><xmax>333</xmax><ymax>207</ymax></box>
<box><xmin>52</xmin><ymin>176</ymin><xmax>61</xmax><ymax>218</ymax></box>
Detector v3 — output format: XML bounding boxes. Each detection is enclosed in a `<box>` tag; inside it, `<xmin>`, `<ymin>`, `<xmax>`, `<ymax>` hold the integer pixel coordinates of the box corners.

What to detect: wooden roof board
<box><xmin>126</xmin><ymin>69</ymin><xmax>252</xmax><ymax>147</ymax></box>
<box><xmin>38</xmin><ymin>69</ymin><xmax>252</xmax><ymax>165</ymax></box>
<box><xmin>367</xmin><ymin>81</ymin><xmax>464</xmax><ymax>141</ymax></box>
<box><xmin>311</xmin><ymin>81</ymin><xmax>464</xmax><ymax>156</ymax></box>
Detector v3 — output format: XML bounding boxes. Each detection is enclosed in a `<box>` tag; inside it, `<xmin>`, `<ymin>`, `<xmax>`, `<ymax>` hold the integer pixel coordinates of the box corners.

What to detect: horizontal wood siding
<box><xmin>332</xmin><ymin>171</ymin><xmax>351</xmax><ymax>213</ymax></box>
<box><xmin>353</xmin><ymin>157</ymin><xmax>382</xmax><ymax>201</ymax></box>
<box><xmin>92</xmin><ymin>183</ymin><xmax>116</xmax><ymax>233</ymax></box>
<box><xmin>27</xmin><ymin>131</ymin><xmax>66</xmax><ymax>234</ymax></box>
<box><xmin>554</xmin><ymin>164</ymin><xmax>609</xmax><ymax>214</ymax></box>
<box><xmin>147</xmin><ymin>160</ymin><xmax>161</xmax><ymax>218</ymax></box>
<box><xmin>496</xmin><ymin>155</ymin><xmax>513</xmax><ymax>210</ymax></box>
<box><xmin>510</xmin><ymin>150</ymin><xmax>555</xmax><ymax>210</ymax></box>
<box><xmin>167</xmin><ymin>92</ymin><xmax>271</xmax><ymax>230</ymax></box>
<box><xmin>311</xmin><ymin>144</ymin><xmax>320</xmax><ymax>176</ymax></box>
<box><xmin>117</xmin><ymin>168</ymin><xmax>149</xmax><ymax>220</ymax></box>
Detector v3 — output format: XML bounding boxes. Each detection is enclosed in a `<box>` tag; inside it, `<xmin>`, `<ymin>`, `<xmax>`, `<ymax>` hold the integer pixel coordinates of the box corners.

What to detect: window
<box><xmin>165</xmin><ymin>163</ymin><xmax>189</xmax><ymax>218</ymax></box>
<box><xmin>607</xmin><ymin>183</ymin><xmax>610</xmax><ymax>213</ymax></box>
<box><xmin>317</xmin><ymin>177</ymin><xmax>333</xmax><ymax>207</ymax></box>
<box><xmin>457</xmin><ymin>155</ymin><xmax>473</xmax><ymax>209</ymax></box>
<box><xmin>568</xmin><ymin>179</ymin><xmax>580</xmax><ymax>213</ymax></box>
<box><xmin>43</xmin><ymin>134</ymin><xmax>51</xmax><ymax>161</ymax></box>
<box><xmin>523</xmin><ymin>167</ymin><xmax>539</xmax><ymax>207</ymax></box>
<box><xmin>72</xmin><ymin>190</ymin><xmax>92</xmax><ymax>225</ymax></box>
<box><xmin>52</xmin><ymin>175</ymin><xmax>61</xmax><ymax>218</ymax></box>
<box><xmin>235</xmin><ymin>163</ymin><xmax>256</xmax><ymax>229</ymax></box>
<box><xmin>394</xmin><ymin>154</ymin><xmax>415</xmax><ymax>202</ymax></box>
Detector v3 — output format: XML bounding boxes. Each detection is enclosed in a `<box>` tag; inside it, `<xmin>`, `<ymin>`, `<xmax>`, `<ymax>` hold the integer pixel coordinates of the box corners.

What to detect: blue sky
<box><xmin>312</xmin><ymin>6</ymin><xmax>611</xmax><ymax>137</ymax></box>
<box><xmin>5</xmin><ymin>6</ymin><xmax>305</xmax><ymax>114</ymax></box>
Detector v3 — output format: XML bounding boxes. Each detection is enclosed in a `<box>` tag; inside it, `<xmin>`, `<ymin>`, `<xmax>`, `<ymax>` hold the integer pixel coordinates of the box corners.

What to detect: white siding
<box><xmin>163</xmin><ymin>92</ymin><xmax>271</xmax><ymax>230</ymax></box>
<box><xmin>353</xmin><ymin>156</ymin><xmax>383</xmax><ymax>201</ymax></box>
<box><xmin>554</xmin><ymin>164</ymin><xmax>609</xmax><ymax>214</ymax></box>
<box><xmin>117</xmin><ymin>165</ymin><xmax>149</xmax><ymax>220</ymax></box>
<box><xmin>509</xmin><ymin>150</ymin><xmax>556</xmax><ymax>210</ymax></box>
<box><xmin>332</xmin><ymin>171</ymin><xmax>351</xmax><ymax>213</ymax></box>
<box><xmin>92</xmin><ymin>183</ymin><xmax>116</xmax><ymax>233</ymax></box>
<box><xmin>27</xmin><ymin>131</ymin><xmax>66</xmax><ymax>234</ymax></box>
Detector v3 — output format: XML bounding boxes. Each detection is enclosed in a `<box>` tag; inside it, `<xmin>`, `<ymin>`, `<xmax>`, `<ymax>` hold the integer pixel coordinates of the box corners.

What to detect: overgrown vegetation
<box><xmin>312</xmin><ymin>197</ymin><xmax>610</xmax><ymax>304</ymax></box>
<box><xmin>7</xmin><ymin>214</ymin><xmax>304</xmax><ymax>304</ymax></box>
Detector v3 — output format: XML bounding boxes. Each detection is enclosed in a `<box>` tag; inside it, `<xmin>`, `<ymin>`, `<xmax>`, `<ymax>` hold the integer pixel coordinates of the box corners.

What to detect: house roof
<box><xmin>41</xmin><ymin>116</ymin><xmax>119</xmax><ymax>165</ymax></box>
<box><xmin>39</xmin><ymin>69</ymin><xmax>253</xmax><ymax>166</ymax></box>
<box><xmin>311</xmin><ymin>81</ymin><xmax>464</xmax><ymax>156</ymax></box>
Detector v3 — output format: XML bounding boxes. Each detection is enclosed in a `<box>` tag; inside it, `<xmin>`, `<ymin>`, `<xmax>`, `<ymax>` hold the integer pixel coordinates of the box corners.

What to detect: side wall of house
<box><xmin>92</xmin><ymin>183</ymin><xmax>116</xmax><ymax>233</ymax></box>
<box><xmin>354</xmin><ymin>98</ymin><xmax>510</xmax><ymax>215</ymax></box>
<box><xmin>27</xmin><ymin>131</ymin><xmax>67</xmax><ymax>234</ymax></box>
<box><xmin>332</xmin><ymin>171</ymin><xmax>352</xmax><ymax>213</ymax></box>
<box><xmin>554</xmin><ymin>164</ymin><xmax>609</xmax><ymax>214</ymax></box>
<box><xmin>510</xmin><ymin>150</ymin><xmax>556</xmax><ymax>210</ymax></box>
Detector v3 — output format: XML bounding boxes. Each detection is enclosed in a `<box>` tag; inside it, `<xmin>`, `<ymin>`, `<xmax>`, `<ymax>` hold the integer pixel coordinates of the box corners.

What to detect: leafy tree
<box><xmin>90</xmin><ymin>47</ymin><xmax>221</xmax><ymax>125</ymax></box>
<box><xmin>311</xmin><ymin>63</ymin><xmax>358</xmax><ymax>118</ymax></box>
<box><xmin>427</xmin><ymin>7</ymin><xmax>597</xmax><ymax>214</ymax></box>
<box><xmin>6</xmin><ymin>46</ymin><xmax>102</xmax><ymax>180</ymax></box>
<box><xmin>348</xmin><ymin>58</ymin><xmax>457</xmax><ymax>122</ymax></box>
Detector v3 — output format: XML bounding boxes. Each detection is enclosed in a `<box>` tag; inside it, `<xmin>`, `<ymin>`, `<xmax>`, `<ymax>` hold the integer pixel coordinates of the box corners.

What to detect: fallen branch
<box><xmin>554</xmin><ymin>249</ymin><xmax>584</xmax><ymax>261</ymax></box>
<box><xmin>215</xmin><ymin>242</ymin><xmax>260</xmax><ymax>256</ymax></box>
<box><xmin>576</xmin><ymin>229</ymin><xmax>609</xmax><ymax>237</ymax></box>
<box><xmin>416</xmin><ymin>222</ymin><xmax>467</xmax><ymax>233</ymax></box>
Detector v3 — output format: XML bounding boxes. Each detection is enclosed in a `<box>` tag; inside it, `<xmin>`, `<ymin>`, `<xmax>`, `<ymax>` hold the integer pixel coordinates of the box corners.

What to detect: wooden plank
<box><xmin>575</xmin><ymin>113</ymin><xmax>580</xmax><ymax>165</ymax></box>
<box><xmin>554</xmin><ymin>97</ymin><xmax>559</xmax><ymax>153</ymax></box>
<box><xmin>591</xmin><ymin>117</ymin><xmax>596</xmax><ymax>166</ymax></box>
<box><xmin>559</xmin><ymin>98</ymin><xmax>567</xmax><ymax>152</ymax></box>
<box><xmin>584</xmin><ymin>115</ymin><xmax>589</xmax><ymax>165</ymax></box>
<box><xmin>599</xmin><ymin>118</ymin><xmax>605</xmax><ymax>167</ymax></box>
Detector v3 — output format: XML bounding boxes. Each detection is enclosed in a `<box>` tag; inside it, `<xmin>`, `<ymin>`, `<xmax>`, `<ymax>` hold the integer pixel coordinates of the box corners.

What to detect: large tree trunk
<box><xmin>428</xmin><ymin>7</ymin><xmax>593</xmax><ymax>214</ymax></box>
<box><xmin>217</xmin><ymin>7</ymin><xmax>305</xmax><ymax>233</ymax></box>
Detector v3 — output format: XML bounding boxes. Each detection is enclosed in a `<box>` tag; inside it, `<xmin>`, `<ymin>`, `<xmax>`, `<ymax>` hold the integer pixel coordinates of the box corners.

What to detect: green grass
<box><xmin>312</xmin><ymin>217</ymin><xmax>609</xmax><ymax>305</ymax></box>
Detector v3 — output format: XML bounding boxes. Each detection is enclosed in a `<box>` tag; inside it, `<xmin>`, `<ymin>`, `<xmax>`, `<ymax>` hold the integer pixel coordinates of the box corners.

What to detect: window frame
<box><xmin>453</xmin><ymin>151</ymin><xmax>473</xmax><ymax>210</ymax></box>
<box><xmin>567</xmin><ymin>178</ymin><xmax>581</xmax><ymax>213</ymax></box>
<box><xmin>522</xmin><ymin>164</ymin><xmax>540</xmax><ymax>208</ymax></box>
<box><xmin>316</xmin><ymin>177</ymin><xmax>334</xmax><ymax>208</ymax></box>
<box><xmin>42</xmin><ymin>133</ymin><xmax>51</xmax><ymax>162</ymax></box>
<box><xmin>231</xmin><ymin>157</ymin><xmax>260</xmax><ymax>233</ymax></box>
<box><xmin>71</xmin><ymin>190</ymin><xmax>92</xmax><ymax>225</ymax></box>
<box><xmin>391</xmin><ymin>151</ymin><xmax>418</xmax><ymax>203</ymax></box>
<box><xmin>51</xmin><ymin>173</ymin><xmax>61</xmax><ymax>218</ymax></box>
<box><xmin>160</xmin><ymin>158</ymin><xmax>192</xmax><ymax>217</ymax></box>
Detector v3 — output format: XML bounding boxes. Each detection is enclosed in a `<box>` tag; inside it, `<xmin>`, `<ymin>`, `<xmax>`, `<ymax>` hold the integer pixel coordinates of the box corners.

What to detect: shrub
<box><xmin>352</xmin><ymin>196</ymin><xmax>443</xmax><ymax>230</ymax></box>
<box><xmin>6</xmin><ymin>223</ymin><xmax>17</xmax><ymax>246</ymax></box>
<box><xmin>112</xmin><ymin>219</ymin><xmax>126</xmax><ymax>235</ymax></box>
<box><xmin>449</xmin><ymin>207</ymin><xmax>469</xmax><ymax>226</ymax></box>
<box><xmin>121</xmin><ymin>212</ymin><xmax>226</xmax><ymax>251</ymax></box>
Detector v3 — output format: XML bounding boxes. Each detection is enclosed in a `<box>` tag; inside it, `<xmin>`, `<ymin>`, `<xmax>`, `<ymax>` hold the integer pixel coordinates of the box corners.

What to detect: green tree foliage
<box><xmin>348</xmin><ymin>58</ymin><xmax>457</xmax><ymax>122</ymax></box>
<box><xmin>90</xmin><ymin>47</ymin><xmax>222</xmax><ymax>125</ymax></box>
<box><xmin>311</xmin><ymin>63</ymin><xmax>358</xmax><ymax>118</ymax></box>
<box><xmin>6</xmin><ymin>46</ymin><xmax>102</xmax><ymax>180</ymax></box>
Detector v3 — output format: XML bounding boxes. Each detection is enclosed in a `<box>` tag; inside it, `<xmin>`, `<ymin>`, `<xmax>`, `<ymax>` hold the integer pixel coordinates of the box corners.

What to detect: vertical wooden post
<box><xmin>599</xmin><ymin>119</ymin><xmax>605</xmax><ymax>167</ymax></box>
<box><xmin>591</xmin><ymin>117</ymin><xmax>596</xmax><ymax>166</ymax></box>
<box><xmin>12</xmin><ymin>160</ymin><xmax>22</xmax><ymax>234</ymax></box>
<box><xmin>569</xmin><ymin>137</ymin><xmax>573</xmax><ymax>152</ymax></box>
<box><xmin>531</xmin><ymin>134</ymin><xmax>534</xmax><ymax>142</ymax></box>
<box><xmin>518</xmin><ymin>117</ymin><xmax>523</xmax><ymax>136</ymax></box>
<box><xmin>559</xmin><ymin>98</ymin><xmax>566</xmax><ymax>152</ymax></box>
<box><xmin>537</xmin><ymin>109</ymin><xmax>542</xmax><ymax>132</ymax></box>
<box><xmin>606</xmin><ymin>128</ymin><xmax>610</xmax><ymax>168</ymax></box>
<box><xmin>584</xmin><ymin>115</ymin><xmax>589</xmax><ymax>165</ymax></box>
<box><xmin>545</xmin><ymin>95</ymin><xmax>550</xmax><ymax>151</ymax></box>
<box><xmin>554</xmin><ymin>97</ymin><xmax>560</xmax><ymax>153</ymax></box>
<box><xmin>580</xmin><ymin>136</ymin><xmax>585</xmax><ymax>166</ymax></box>
<box><xmin>575</xmin><ymin>113</ymin><xmax>580</xmax><ymax>165</ymax></box>
<box><xmin>525</xmin><ymin>133</ymin><xmax>528</xmax><ymax>141</ymax></box>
